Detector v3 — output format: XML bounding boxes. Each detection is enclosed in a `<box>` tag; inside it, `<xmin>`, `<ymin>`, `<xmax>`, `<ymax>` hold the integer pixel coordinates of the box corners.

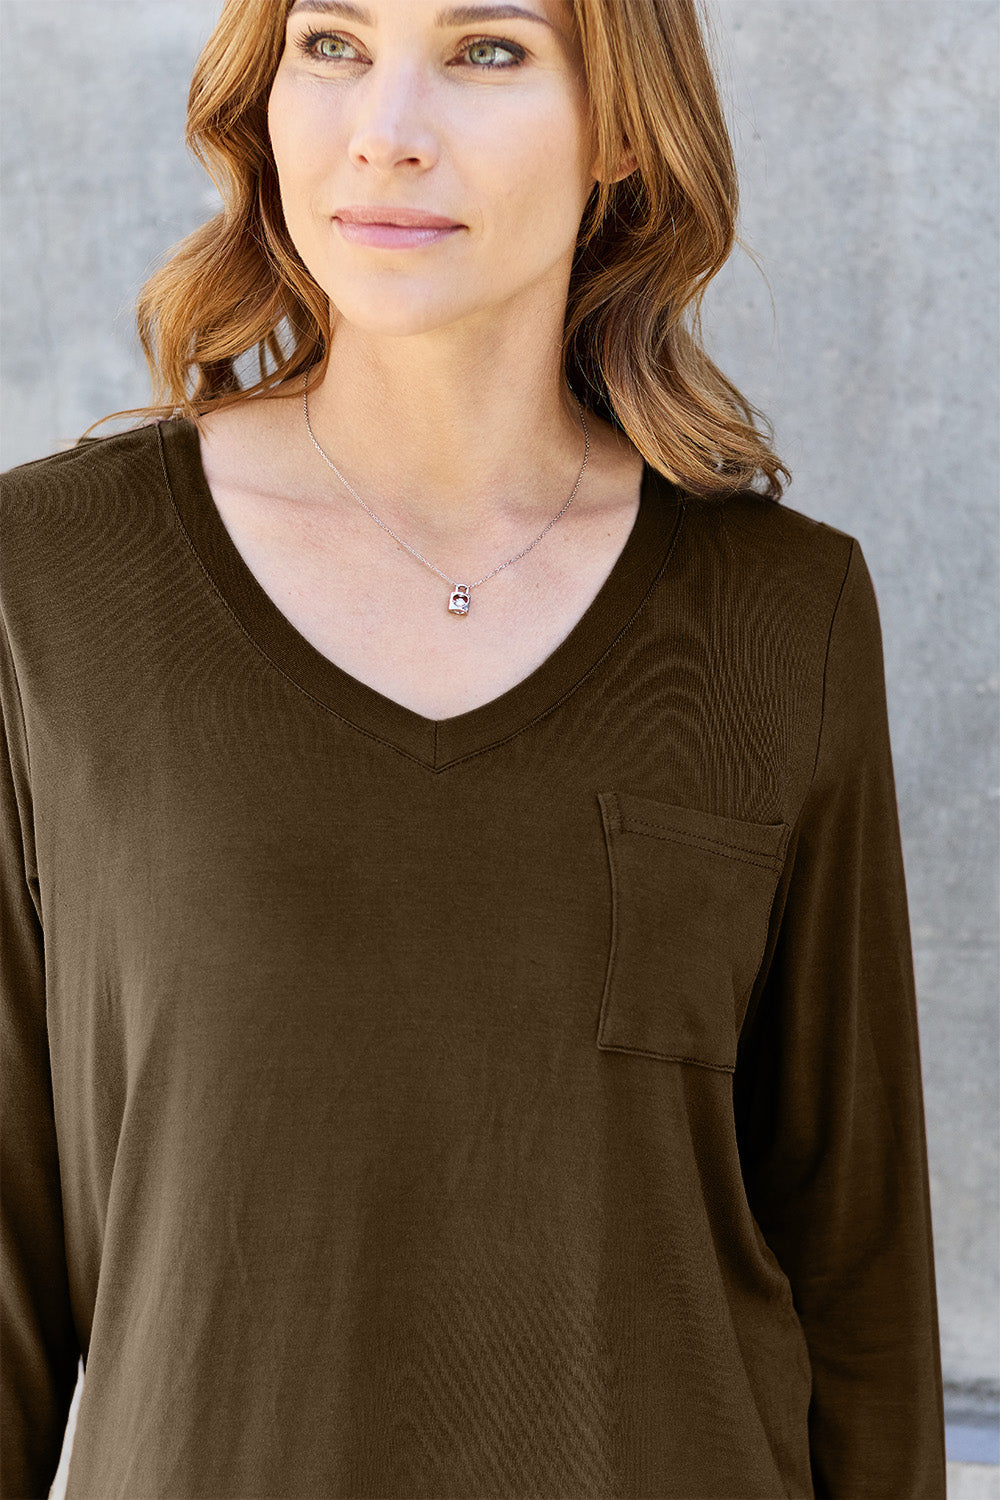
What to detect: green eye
<box><xmin>466</xmin><ymin>40</ymin><xmax>518</xmax><ymax>69</ymax></box>
<box><xmin>298</xmin><ymin>30</ymin><xmax>359</xmax><ymax>63</ymax></box>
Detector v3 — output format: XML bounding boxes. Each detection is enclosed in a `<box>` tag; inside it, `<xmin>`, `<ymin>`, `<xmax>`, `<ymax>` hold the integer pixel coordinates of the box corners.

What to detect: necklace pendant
<box><xmin>448</xmin><ymin>585</ymin><xmax>471</xmax><ymax>616</ymax></box>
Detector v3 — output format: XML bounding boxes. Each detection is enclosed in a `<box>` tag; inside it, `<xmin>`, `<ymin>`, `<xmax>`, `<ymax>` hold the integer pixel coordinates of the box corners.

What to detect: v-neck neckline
<box><xmin>156</xmin><ymin>414</ymin><xmax>686</xmax><ymax>771</ymax></box>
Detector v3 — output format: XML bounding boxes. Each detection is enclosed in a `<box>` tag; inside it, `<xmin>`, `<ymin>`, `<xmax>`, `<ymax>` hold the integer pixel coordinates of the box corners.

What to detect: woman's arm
<box><xmin>1</xmin><ymin>599</ymin><xmax>80</xmax><ymax>1500</ymax></box>
<box><xmin>734</xmin><ymin>538</ymin><xmax>947</xmax><ymax>1498</ymax></box>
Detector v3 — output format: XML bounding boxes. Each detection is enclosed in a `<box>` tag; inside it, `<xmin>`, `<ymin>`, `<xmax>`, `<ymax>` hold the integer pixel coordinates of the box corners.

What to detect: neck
<box><xmin>298</xmin><ymin>323</ymin><xmax>589</xmax><ymax>538</ymax></box>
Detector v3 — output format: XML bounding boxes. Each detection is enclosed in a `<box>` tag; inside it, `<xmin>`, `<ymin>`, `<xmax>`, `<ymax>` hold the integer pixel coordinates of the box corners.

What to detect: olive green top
<box><xmin>1</xmin><ymin>418</ymin><xmax>945</xmax><ymax>1499</ymax></box>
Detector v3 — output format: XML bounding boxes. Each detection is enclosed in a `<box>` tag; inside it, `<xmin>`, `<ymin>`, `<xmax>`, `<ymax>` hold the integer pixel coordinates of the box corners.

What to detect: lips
<box><xmin>335</xmin><ymin>218</ymin><xmax>461</xmax><ymax>249</ymax></box>
<box><xmin>334</xmin><ymin>205</ymin><xmax>461</xmax><ymax>229</ymax></box>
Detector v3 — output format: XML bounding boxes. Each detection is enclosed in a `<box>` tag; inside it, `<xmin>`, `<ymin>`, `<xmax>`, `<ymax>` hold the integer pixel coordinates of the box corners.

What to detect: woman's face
<box><xmin>267</xmin><ymin>0</ymin><xmax>599</xmax><ymax>340</ymax></box>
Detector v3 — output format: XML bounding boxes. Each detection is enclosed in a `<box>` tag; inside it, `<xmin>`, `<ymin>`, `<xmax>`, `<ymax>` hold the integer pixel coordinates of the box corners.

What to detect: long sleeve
<box><xmin>733</xmin><ymin>537</ymin><xmax>947</xmax><ymax>1498</ymax></box>
<box><xmin>1</xmin><ymin>603</ymin><xmax>80</xmax><ymax>1500</ymax></box>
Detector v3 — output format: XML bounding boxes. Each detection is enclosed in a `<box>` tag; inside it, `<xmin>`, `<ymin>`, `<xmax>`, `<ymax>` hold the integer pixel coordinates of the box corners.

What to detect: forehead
<box><xmin>284</xmin><ymin>0</ymin><xmax>568</xmax><ymax>29</ymax></box>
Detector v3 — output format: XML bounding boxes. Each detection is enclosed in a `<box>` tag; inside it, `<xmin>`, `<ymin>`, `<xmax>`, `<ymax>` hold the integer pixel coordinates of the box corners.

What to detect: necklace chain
<box><xmin>301</xmin><ymin>367</ymin><xmax>590</xmax><ymax>615</ymax></box>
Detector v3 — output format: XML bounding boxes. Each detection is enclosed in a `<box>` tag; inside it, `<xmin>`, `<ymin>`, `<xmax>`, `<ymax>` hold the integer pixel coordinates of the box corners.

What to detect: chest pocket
<box><xmin>596</xmin><ymin>791</ymin><xmax>790</xmax><ymax>1071</ymax></box>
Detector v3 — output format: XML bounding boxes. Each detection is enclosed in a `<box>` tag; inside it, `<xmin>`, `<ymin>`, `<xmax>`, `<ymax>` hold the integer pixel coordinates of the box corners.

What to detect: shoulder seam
<box><xmin>807</xmin><ymin>535</ymin><xmax>857</xmax><ymax>789</ymax></box>
<box><xmin>0</xmin><ymin>590</ymin><xmax>35</xmax><ymax>835</ymax></box>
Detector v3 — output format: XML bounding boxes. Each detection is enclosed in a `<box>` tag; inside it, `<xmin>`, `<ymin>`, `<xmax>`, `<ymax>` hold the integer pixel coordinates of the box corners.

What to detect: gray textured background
<box><xmin>2</xmin><ymin>0</ymin><xmax>998</xmax><ymax>1485</ymax></box>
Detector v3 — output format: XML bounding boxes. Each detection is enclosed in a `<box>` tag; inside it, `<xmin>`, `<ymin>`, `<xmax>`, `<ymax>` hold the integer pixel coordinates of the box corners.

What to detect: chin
<box><xmin>324</xmin><ymin>285</ymin><xmax>492</xmax><ymax>340</ymax></box>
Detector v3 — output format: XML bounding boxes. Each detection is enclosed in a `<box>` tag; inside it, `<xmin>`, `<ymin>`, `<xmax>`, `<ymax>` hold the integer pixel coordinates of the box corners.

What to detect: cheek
<box><xmin>474</xmin><ymin>107</ymin><xmax>589</xmax><ymax>236</ymax></box>
<box><xmin>266</xmin><ymin>71</ymin><xmax>293</xmax><ymax>168</ymax></box>
<box><xmin>267</xmin><ymin>74</ymin><xmax>332</xmax><ymax>198</ymax></box>
<box><xmin>466</xmin><ymin>78</ymin><xmax>590</xmax><ymax>203</ymax></box>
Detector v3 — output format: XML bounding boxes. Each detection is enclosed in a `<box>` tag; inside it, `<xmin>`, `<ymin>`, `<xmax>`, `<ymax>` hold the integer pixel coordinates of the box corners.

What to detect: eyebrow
<box><xmin>287</xmin><ymin>1</ymin><xmax>556</xmax><ymax>29</ymax></box>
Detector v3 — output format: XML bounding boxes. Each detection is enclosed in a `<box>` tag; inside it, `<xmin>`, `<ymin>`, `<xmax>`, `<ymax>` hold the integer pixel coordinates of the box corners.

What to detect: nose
<box><xmin>346</xmin><ymin>61</ymin><xmax>439</xmax><ymax>174</ymax></box>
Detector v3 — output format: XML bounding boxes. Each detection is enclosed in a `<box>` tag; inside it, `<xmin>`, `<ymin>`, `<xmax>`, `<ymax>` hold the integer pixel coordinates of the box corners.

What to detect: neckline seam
<box><xmin>157</xmin><ymin>415</ymin><xmax>683</xmax><ymax>772</ymax></box>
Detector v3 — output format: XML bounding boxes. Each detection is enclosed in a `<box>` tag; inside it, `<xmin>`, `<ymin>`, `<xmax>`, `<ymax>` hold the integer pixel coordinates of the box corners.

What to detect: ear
<box><xmin>589</xmin><ymin>141</ymin><xmax>639</xmax><ymax>185</ymax></box>
<box><xmin>610</xmin><ymin>148</ymin><xmax>638</xmax><ymax>182</ymax></box>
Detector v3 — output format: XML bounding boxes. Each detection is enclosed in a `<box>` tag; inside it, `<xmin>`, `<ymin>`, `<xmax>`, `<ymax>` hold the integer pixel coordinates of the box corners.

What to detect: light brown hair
<box><xmin>87</xmin><ymin>0</ymin><xmax>790</xmax><ymax>501</ymax></box>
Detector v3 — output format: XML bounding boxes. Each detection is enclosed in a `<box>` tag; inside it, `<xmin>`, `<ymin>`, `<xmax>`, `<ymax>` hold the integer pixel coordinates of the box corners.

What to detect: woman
<box><xmin>1</xmin><ymin>0</ymin><xmax>947</xmax><ymax>1496</ymax></box>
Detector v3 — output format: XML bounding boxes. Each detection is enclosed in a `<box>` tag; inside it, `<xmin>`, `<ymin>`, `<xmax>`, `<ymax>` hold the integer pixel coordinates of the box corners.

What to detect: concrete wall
<box><xmin>703</xmin><ymin>3</ymin><xmax>1000</xmax><ymax>1451</ymax></box>
<box><xmin>2</xmin><ymin>0</ymin><xmax>998</xmax><ymax>1480</ymax></box>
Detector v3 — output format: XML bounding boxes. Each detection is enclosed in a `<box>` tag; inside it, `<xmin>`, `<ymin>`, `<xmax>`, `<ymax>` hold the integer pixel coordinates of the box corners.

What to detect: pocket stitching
<box><xmin>597</xmin><ymin>1039</ymin><xmax>738</xmax><ymax>1073</ymax></box>
<box><xmin>618</xmin><ymin>816</ymin><xmax>786</xmax><ymax>872</ymax></box>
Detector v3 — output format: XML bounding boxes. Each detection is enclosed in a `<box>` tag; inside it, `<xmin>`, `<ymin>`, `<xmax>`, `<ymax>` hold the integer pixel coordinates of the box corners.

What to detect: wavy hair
<box><xmin>86</xmin><ymin>0</ymin><xmax>790</xmax><ymax>501</ymax></box>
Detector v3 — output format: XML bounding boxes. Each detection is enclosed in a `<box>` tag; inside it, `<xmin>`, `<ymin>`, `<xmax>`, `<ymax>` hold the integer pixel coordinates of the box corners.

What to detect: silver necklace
<box><xmin>302</xmin><ymin>367</ymin><xmax>590</xmax><ymax>616</ymax></box>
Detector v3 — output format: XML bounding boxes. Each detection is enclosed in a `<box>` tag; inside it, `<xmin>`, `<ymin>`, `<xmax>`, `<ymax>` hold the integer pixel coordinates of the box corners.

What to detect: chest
<box><xmin>204</xmin><ymin>477</ymin><xmax>642</xmax><ymax>722</ymax></box>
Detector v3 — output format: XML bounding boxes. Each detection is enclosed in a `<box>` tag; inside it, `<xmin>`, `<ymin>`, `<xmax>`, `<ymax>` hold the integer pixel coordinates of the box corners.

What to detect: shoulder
<box><xmin>664</xmin><ymin>484</ymin><xmax>891</xmax><ymax>699</ymax></box>
<box><xmin>0</xmin><ymin>422</ymin><xmax>183</xmax><ymax>643</ymax></box>
<box><xmin>712</xmin><ymin>484</ymin><xmax>856</xmax><ymax>570</ymax></box>
<box><xmin>1</xmin><ymin>421</ymin><xmax>167</xmax><ymax>512</ymax></box>
<box><xmin>1</xmin><ymin>421</ymin><xmax>172</xmax><ymax>568</ymax></box>
<box><xmin>681</xmin><ymin>483</ymin><xmax>865</xmax><ymax>618</ymax></box>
